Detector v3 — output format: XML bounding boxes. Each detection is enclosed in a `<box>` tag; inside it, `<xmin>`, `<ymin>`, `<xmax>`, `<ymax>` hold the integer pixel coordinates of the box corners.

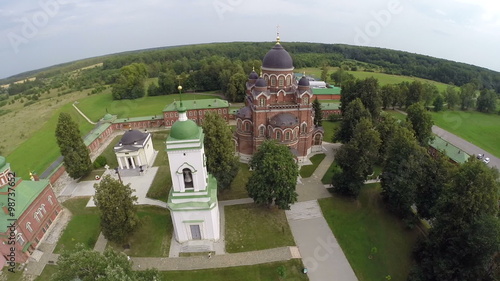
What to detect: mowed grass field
<box><xmin>431</xmin><ymin>110</ymin><xmax>500</xmax><ymax>158</ymax></box>
<box><xmin>319</xmin><ymin>184</ymin><xmax>421</xmax><ymax>281</ymax></box>
<box><xmin>296</xmin><ymin>67</ymin><xmax>452</xmax><ymax>92</ymax></box>
<box><xmin>76</xmin><ymin>92</ymin><xmax>221</xmax><ymax>122</ymax></box>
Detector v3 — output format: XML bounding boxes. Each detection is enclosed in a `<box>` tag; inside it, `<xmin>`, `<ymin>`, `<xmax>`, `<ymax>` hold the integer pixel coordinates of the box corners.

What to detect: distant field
<box><xmin>76</xmin><ymin>92</ymin><xmax>220</xmax><ymax>122</ymax></box>
<box><xmin>296</xmin><ymin>67</ymin><xmax>453</xmax><ymax>92</ymax></box>
<box><xmin>431</xmin><ymin>110</ymin><xmax>500</xmax><ymax>158</ymax></box>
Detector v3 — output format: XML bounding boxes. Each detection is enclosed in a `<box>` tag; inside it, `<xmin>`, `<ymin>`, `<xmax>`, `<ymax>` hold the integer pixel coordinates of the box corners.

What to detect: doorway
<box><xmin>190</xmin><ymin>225</ymin><xmax>201</xmax><ymax>240</ymax></box>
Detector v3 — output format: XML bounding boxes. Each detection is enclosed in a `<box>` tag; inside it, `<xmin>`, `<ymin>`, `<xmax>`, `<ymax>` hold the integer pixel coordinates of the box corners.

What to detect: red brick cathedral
<box><xmin>234</xmin><ymin>38</ymin><xmax>324</xmax><ymax>162</ymax></box>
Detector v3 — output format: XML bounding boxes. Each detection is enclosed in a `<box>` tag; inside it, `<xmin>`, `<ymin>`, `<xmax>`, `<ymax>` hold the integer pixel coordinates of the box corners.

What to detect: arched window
<box><xmin>303</xmin><ymin>96</ymin><xmax>309</xmax><ymax>105</ymax></box>
<box><xmin>183</xmin><ymin>168</ymin><xmax>193</xmax><ymax>188</ymax></box>
<box><xmin>16</xmin><ymin>233</ymin><xmax>25</xmax><ymax>246</ymax></box>
<box><xmin>48</xmin><ymin>195</ymin><xmax>53</xmax><ymax>205</ymax></box>
<box><xmin>301</xmin><ymin>123</ymin><xmax>307</xmax><ymax>134</ymax></box>
<box><xmin>271</xmin><ymin>76</ymin><xmax>276</xmax><ymax>86</ymax></box>
<box><xmin>34</xmin><ymin>212</ymin><xmax>40</xmax><ymax>222</ymax></box>
<box><xmin>259</xmin><ymin>97</ymin><xmax>266</xmax><ymax>107</ymax></box>
<box><xmin>245</xmin><ymin>122</ymin><xmax>250</xmax><ymax>132</ymax></box>
<box><xmin>41</xmin><ymin>204</ymin><xmax>46</xmax><ymax>214</ymax></box>
<box><xmin>26</xmin><ymin>222</ymin><xmax>33</xmax><ymax>233</ymax></box>
<box><xmin>237</xmin><ymin>120</ymin><xmax>242</xmax><ymax>131</ymax></box>
<box><xmin>286</xmin><ymin>76</ymin><xmax>291</xmax><ymax>86</ymax></box>
<box><xmin>259</xmin><ymin>126</ymin><xmax>265</xmax><ymax>137</ymax></box>
<box><xmin>218</xmin><ymin>109</ymin><xmax>221</xmax><ymax>114</ymax></box>
<box><xmin>278</xmin><ymin>77</ymin><xmax>284</xmax><ymax>87</ymax></box>
<box><xmin>276</xmin><ymin>131</ymin><xmax>282</xmax><ymax>140</ymax></box>
<box><xmin>285</xmin><ymin>131</ymin><xmax>291</xmax><ymax>141</ymax></box>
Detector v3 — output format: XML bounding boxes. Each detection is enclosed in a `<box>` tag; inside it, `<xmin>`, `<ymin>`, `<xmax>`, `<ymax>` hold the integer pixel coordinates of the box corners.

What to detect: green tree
<box><xmin>226</xmin><ymin>73</ymin><xmax>247</xmax><ymax>102</ymax></box>
<box><xmin>340</xmin><ymin>77</ymin><xmax>381</xmax><ymax>120</ymax></box>
<box><xmin>380</xmin><ymin>84</ymin><xmax>397</xmax><ymax>109</ymax></box>
<box><xmin>53</xmin><ymin>243</ymin><xmax>159</xmax><ymax>281</ymax></box>
<box><xmin>334</xmin><ymin>98</ymin><xmax>371</xmax><ymax>143</ymax></box>
<box><xmin>330</xmin><ymin>68</ymin><xmax>354</xmax><ymax>87</ymax></box>
<box><xmin>112</xmin><ymin>63</ymin><xmax>148</xmax><ymax>100</ymax></box>
<box><xmin>406</xmin><ymin>103</ymin><xmax>434</xmax><ymax>146</ymax></box>
<box><xmin>375</xmin><ymin>113</ymin><xmax>399</xmax><ymax>163</ymax></box>
<box><xmin>332</xmin><ymin>118</ymin><xmax>381</xmax><ymax>197</ymax></box>
<box><xmin>406</xmin><ymin>80</ymin><xmax>425</xmax><ymax>107</ymax></box>
<box><xmin>246</xmin><ymin>140</ymin><xmax>298</xmax><ymax>209</ymax></box>
<box><xmin>410</xmin><ymin>158</ymin><xmax>500</xmax><ymax>280</ymax></box>
<box><xmin>432</xmin><ymin>94</ymin><xmax>444</xmax><ymax>112</ymax></box>
<box><xmin>422</xmin><ymin>83</ymin><xmax>439</xmax><ymax>106</ymax></box>
<box><xmin>444</xmin><ymin>85</ymin><xmax>459</xmax><ymax>109</ymax></box>
<box><xmin>476</xmin><ymin>89</ymin><xmax>497</xmax><ymax>113</ymax></box>
<box><xmin>380</xmin><ymin>126</ymin><xmax>426</xmax><ymax>221</ymax></box>
<box><xmin>147</xmin><ymin>82</ymin><xmax>159</xmax><ymax>96</ymax></box>
<box><xmin>55</xmin><ymin>112</ymin><xmax>92</xmax><ymax>179</ymax></box>
<box><xmin>94</xmin><ymin>175</ymin><xmax>139</xmax><ymax>244</ymax></box>
<box><xmin>202</xmin><ymin>112</ymin><xmax>239</xmax><ymax>190</ymax></box>
<box><xmin>459</xmin><ymin>82</ymin><xmax>477</xmax><ymax>110</ymax></box>
<box><xmin>158</xmin><ymin>70</ymin><xmax>177</xmax><ymax>95</ymax></box>
<box><xmin>321</xmin><ymin>64</ymin><xmax>329</xmax><ymax>82</ymax></box>
<box><xmin>312</xmin><ymin>97</ymin><xmax>323</xmax><ymax>127</ymax></box>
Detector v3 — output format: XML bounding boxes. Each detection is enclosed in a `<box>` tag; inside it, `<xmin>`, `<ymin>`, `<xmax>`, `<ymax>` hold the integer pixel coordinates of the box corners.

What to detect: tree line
<box><xmin>329</xmin><ymin>76</ymin><xmax>500</xmax><ymax>280</ymax></box>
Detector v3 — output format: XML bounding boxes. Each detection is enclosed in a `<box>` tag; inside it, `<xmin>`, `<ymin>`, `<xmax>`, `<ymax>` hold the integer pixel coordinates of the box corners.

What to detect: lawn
<box><xmin>383</xmin><ymin>109</ymin><xmax>406</xmax><ymax>121</ymax></box>
<box><xmin>5</xmin><ymin>101</ymin><xmax>95</xmax><ymax>178</ymax></box>
<box><xmin>146</xmin><ymin>131</ymin><xmax>171</xmax><ymax>202</ymax></box>
<box><xmin>218</xmin><ymin>163</ymin><xmax>251</xmax><ymax>201</ymax></box>
<box><xmin>318</xmin><ymin>183</ymin><xmax>421</xmax><ymax>281</ymax></box>
<box><xmin>35</xmin><ymin>265</ymin><xmax>58</xmax><ymax>281</ymax></box>
<box><xmin>159</xmin><ymin>259</ymin><xmax>308</xmax><ymax>281</ymax></box>
<box><xmin>300</xmin><ymin>153</ymin><xmax>326</xmax><ymax>178</ymax></box>
<box><xmin>225</xmin><ymin>203</ymin><xmax>295</xmax><ymax>253</ymax></box>
<box><xmin>431</xmin><ymin>110</ymin><xmax>500</xmax><ymax>158</ymax></box>
<box><xmin>321</xmin><ymin>160</ymin><xmax>339</xmax><ymax>185</ymax></box>
<box><xmin>107</xmin><ymin>206</ymin><xmax>172</xmax><ymax>257</ymax></box>
<box><xmin>95</xmin><ymin>135</ymin><xmax>122</xmax><ymax>169</ymax></box>
<box><xmin>54</xmin><ymin>198</ymin><xmax>101</xmax><ymax>253</ymax></box>
<box><xmin>76</xmin><ymin>92</ymin><xmax>220</xmax><ymax>122</ymax></box>
<box><xmin>321</xmin><ymin>120</ymin><xmax>340</xmax><ymax>143</ymax></box>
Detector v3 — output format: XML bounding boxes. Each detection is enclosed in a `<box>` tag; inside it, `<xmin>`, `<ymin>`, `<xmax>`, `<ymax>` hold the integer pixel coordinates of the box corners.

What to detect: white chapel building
<box><xmin>114</xmin><ymin>129</ymin><xmax>154</xmax><ymax>170</ymax></box>
<box><xmin>166</xmin><ymin>92</ymin><xmax>220</xmax><ymax>243</ymax></box>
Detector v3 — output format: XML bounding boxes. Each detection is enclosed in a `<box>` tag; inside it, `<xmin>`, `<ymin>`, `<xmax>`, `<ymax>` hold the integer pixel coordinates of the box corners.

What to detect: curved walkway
<box><xmin>72</xmin><ymin>102</ymin><xmax>96</xmax><ymax>125</ymax></box>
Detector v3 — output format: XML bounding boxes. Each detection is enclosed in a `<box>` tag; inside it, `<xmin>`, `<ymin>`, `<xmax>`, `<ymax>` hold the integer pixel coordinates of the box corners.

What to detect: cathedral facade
<box><xmin>234</xmin><ymin>40</ymin><xmax>324</xmax><ymax>162</ymax></box>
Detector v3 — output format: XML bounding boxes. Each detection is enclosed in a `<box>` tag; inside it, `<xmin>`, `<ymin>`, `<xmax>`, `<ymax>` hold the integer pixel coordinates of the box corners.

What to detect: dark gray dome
<box><xmin>270</xmin><ymin>113</ymin><xmax>299</xmax><ymax>128</ymax></box>
<box><xmin>298</xmin><ymin>76</ymin><xmax>310</xmax><ymax>86</ymax></box>
<box><xmin>262</xmin><ymin>43</ymin><xmax>293</xmax><ymax>69</ymax></box>
<box><xmin>255</xmin><ymin>77</ymin><xmax>267</xmax><ymax>87</ymax></box>
<box><xmin>120</xmin><ymin>130</ymin><xmax>147</xmax><ymax>145</ymax></box>
<box><xmin>236</xmin><ymin>106</ymin><xmax>252</xmax><ymax>119</ymax></box>
<box><xmin>249</xmin><ymin>71</ymin><xmax>258</xmax><ymax>79</ymax></box>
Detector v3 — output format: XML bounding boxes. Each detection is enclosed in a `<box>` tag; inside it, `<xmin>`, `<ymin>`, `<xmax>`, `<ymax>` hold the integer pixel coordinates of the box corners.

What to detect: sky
<box><xmin>1</xmin><ymin>0</ymin><xmax>499</xmax><ymax>79</ymax></box>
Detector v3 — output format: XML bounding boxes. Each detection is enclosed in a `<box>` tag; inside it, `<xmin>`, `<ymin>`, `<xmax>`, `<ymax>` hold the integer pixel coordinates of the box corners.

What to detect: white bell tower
<box><xmin>166</xmin><ymin>86</ymin><xmax>220</xmax><ymax>243</ymax></box>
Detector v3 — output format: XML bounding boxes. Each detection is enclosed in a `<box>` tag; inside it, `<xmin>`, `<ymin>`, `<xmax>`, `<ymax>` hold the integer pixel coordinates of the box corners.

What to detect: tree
<box><xmin>421</xmin><ymin>83</ymin><xmax>439</xmax><ymax>107</ymax></box>
<box><xmin>406</xmin><ymin>103</ymin><xmax>434</xmax><ymax>146</ymax></box>
<box><xmin>334</xmin><ymin>98</ymin><xmax>371</xmax><ymax>143</ymax></box>
<box><xmin>246</xmin><ymin>140</ymin><xmax>298</xmax><ymax>210</ymax></box>
<box><xmin>321</xmin><ymin>64</ymin><xmax>329</xmax><ymax>82</ymax></box>
<box><xmin>432</xmin><ymin>94</ymin><xmax>444</xmax><ymax>112</ymax></box>
<box><xmin>158</xmin><ymin>70</ymin><xmax>177</xmax><ymax>95</ymax></box>
<box><xmin>340</xmin><ymin>77</ymin><xmax>381</xmax><ymax>120</ymax></box>
<box><xmin>444</xmin><ymin>85</ymin><xmax>459</xmax><ymax>109</ymax></box>
<box><xmin>202</xmin><ymin>112</ymin><xmax>239</xmax><ymax>190</ymax></box>
<box><xmin>375</xmin><ymin>113</ymin><xmax>399</xmax><ymax>163</ymax></box>
<box><xmin>147</xmin><ymin>82</ymin><xmax>159</xmax><ymax>96</ymax></box>
<box><xmin>410</xmin><ymin>158</ymin><xmax>500</xmax><ymax>280</ymax></box>
<box><xmin>330</xmin><ymin>68</ymin><xmax>354</xmax><ymax>87</ymax></box>
<box><xmin>112</xmin><ymin>63</ymin><xmax>148</xmax><ymax>100</ymax></box>
<box><xmin>93</xmin><ymin>175</ymin><xmax>139</xmax><ymax>244</ymax></box>
<box><xmin>52</xmin><ymin>243</ymin><xmax>159</xmax><ymax>281</ymax></box>
<box><xmin>380</xmin><ymin>84</ymin><xmax>397</xmax><ymax>109</ymax></box>
<box><xmin>380</xmin><ymin>126</ymin><xmax>427</xmax><ymax>222</ymax></box>
<box><xmin>406</xmin><ymin>80</ymin><xmax>425</xmax><ymax>107</ymax></box>
<box><xmin>476</xmin><ymin>89</ymin><xmax>497</xmax><ymax>113</ymax></box>
<box><xmin>459</xmin><ymin>82</ymin><xmax>477</xmax><ymax>110</ymax></box>
<box><xmin>312</xmin><ymin>97</ymin><xmax>323</xmax><ymax>127</ymax></box>
<box><xmin>226</xmin><ymin>73</ymin><xmax>247</xmax><ymax>102</ymax></box>
<box><xmin>55</xmin><ymin>112</ymin><xmax>92</xmax><ymax>179</ymax></box>
<box><xmin>332</xmin><ymin>118</ymin><xmax>381</xmax><ymax>197</ymax></box>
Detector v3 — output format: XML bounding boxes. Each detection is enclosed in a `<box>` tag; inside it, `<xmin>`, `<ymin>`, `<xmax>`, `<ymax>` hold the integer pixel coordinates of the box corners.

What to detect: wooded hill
<box><xmin>2</xmin><ymin>42</ymin><xmax>500</xmax><ymax>93</ymax></box>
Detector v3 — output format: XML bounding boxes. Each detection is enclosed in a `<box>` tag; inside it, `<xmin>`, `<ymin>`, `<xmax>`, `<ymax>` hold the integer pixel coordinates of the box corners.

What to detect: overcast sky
<box><xmin>1</xmin><ymin>0</ymin><xmax>499</xmax><ymax>79</ymax></box>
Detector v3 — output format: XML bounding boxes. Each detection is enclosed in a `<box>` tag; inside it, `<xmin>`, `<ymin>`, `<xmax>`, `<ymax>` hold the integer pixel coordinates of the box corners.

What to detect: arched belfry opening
<box><xmin>183</xmin><ymin>168</ymin><xmax>193</xmax><ymax>188</ymax></box>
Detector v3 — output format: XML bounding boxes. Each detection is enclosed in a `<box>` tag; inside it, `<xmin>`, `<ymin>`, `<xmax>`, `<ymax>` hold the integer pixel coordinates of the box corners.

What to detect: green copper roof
<box><xmin>429</xmin><ymin>136</ymin><xmax>470</xmax><ymax>164</ymax></box>
<box><xmin>163</xmin><ymin>99</ymin><xmax>229</xmax><ymax>112</ymax></box>
<box><xmin>313</xmin><ymin>87</ymin><xmax>341</xmax><ymax>95</ymax></box>
<box><xmin>168</xmin><ymin>120</ymin><xmax>201</xmax><ymax>141</ymax></box>
<box><xmin>0</xmin><ymin>179</ymin><xmax>49</xmax><ymax>232</ymax></box>
<box><xmin>0</xmin><ymin>156</ymin><xmax>6</xmax><ymax>171</ymax></box>
<box><xmin>83</xmin><ymin>123</ymin><xmax>112</xmax><ymax>146</ymax></box>
<box><xmin>112</xmin><ymin>115</ymin><xmax>163</xmax><ymax>124</ymax></box>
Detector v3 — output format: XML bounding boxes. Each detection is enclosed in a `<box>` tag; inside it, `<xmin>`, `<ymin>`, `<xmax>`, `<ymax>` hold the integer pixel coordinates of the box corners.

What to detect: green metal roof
<box><xmin>163</xmin><ymin>99</ymin><xmax>229</xmax><ymax>112</ymax></box>
<box><xmin>83</xmin><ymin>123</ymin><xmax>112</xmax><ymax>146</ymax></box>
<box><xmin>320</xmin><ymin>103</ymin><xmax>341</xmax><ymax>110</ymax></box>
<box><xmin>168</xmin><ymin>119</ymin><xmax>202</xmax><ymax>141</ymax></box>
<box><xmin>112</xmin><ymin>115</ymin><xmax>163</xmax><ymax>124</ymax></box>
<box><xmin>429</xmin><ymin>136</ymin><xmax>470</xmax><ymax>164</ymax></box>
<box><xmin>0</xmin><ymin>179</ymin><xmax>49</xmax><ymax>232</ymax></box>
<box><xmin>313</xmin><ymin>87</ymin><xmax>341</xmax><ymax>95</ymax></box>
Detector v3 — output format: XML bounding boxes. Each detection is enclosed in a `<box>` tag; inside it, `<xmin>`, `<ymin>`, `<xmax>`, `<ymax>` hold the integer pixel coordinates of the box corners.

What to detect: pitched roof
<box><xmin>429</xmin><ymin>136</ymin><xmax>470</xmax><ymax>164</ymax></box>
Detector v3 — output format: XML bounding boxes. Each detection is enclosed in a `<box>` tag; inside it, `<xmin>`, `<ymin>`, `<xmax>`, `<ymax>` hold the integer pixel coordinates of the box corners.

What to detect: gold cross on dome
<box><xmin>276</xmin><ymin>24</ymin><xmax>281</xmax><ymax>44</ymax></box>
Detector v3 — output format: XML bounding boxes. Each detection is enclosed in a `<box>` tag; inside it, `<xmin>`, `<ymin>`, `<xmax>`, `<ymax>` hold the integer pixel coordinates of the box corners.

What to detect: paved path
<box><xmin>132</xmin><ymin>247</ymin><xmax>295</xmax><ymax>271</ymax></box>
<box><xmin>287</xmin><ymin>201</ymin><xmax>357</xmax><ymax>281</ymax></box>
<box><xmin>73</xmin><ymin>102</ymin><xmax>96</xmax><ymax>125</ymax></box>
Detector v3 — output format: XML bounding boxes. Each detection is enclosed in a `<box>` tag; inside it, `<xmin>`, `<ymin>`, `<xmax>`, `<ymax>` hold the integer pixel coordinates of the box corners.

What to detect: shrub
<box><xmin>93</xmin><ymin>155</ymin><xmax>108</xmax><ymax>169</ymax></box>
